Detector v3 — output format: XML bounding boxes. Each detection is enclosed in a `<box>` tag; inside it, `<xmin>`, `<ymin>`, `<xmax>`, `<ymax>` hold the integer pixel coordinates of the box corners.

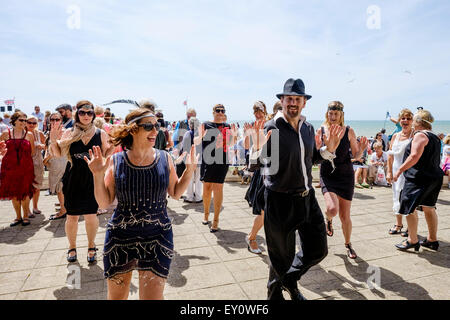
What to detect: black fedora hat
<box><xmin>276</xmin><ymin>78</ymin><xmax>312</xmax><ymax>100</ymax></box>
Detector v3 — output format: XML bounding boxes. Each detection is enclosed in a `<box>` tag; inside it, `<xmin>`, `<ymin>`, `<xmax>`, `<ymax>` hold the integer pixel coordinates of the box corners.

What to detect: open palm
<box><xmin>84</xmin><ymin>145</ymin><xmax>111</xmax><ymax>175</ymax></box>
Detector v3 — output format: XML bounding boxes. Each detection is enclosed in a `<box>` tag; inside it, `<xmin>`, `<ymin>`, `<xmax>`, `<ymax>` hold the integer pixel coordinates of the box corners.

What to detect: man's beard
<box><xmin>286</xmin><ymin>105</ymin><xmax>300</xmax><ymax>118</ymax></box>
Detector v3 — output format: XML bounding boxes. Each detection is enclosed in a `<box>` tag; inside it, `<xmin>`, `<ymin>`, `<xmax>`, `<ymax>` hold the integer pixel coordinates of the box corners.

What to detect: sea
<box><xmin>232</xmin><ymin>120</ymin><xmax>450</xmax><ymax>139</ymax></box>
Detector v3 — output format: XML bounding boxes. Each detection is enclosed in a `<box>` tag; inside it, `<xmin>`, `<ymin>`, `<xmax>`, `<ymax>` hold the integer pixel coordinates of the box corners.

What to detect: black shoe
<box><xmin>401</xmin><ymin>229</ymin><xmax>409</xmax><ymax>237</ymax></box>
<box><xmin>395</xmin><ymin>240</ymin><xmax>420</xmax><ymax>252</ymax></box>
<box><xmin>420</xmin><ymin>239</ymin><xmax>439</xmax><ymax>251</ymax></box>
<box><xmin>10</xmin><ymin>219</ymin><xmax>23</xmax><ymax>227</ymax></box>
<box><xmin>281</xmin><ymin>285</ymin><xmax>307</xmax><ymax>301</ymax></box>
<box><xmin>67</xmin><ymin>248</ymin><xmax>77</xmax><ymax>263</ymax></box>
<box><xmin>87</xmin><ymin>247</ymin><xmax>98</xmax><ymax>264</ymax></box>
<box><xmin>183</xmin><ymin>199</ymin><xmax>193</xmax><ymax>203</ymax></box>
<box><xmin>267</xmin><ymin>288</ymin><xmax>285</xmax><ymax>300</ymax></box>
<box><xmin>21</xmin><ymin>219</ymin><xmax>31</xmax><ymax>226</ymax></box>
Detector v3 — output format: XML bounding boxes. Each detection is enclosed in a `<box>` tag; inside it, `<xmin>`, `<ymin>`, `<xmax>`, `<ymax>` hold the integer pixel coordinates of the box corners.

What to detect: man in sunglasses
<box><xmin>56</xmin><ymin>104</ymin><xmax>74</xmax><ymax>129</ymax></box>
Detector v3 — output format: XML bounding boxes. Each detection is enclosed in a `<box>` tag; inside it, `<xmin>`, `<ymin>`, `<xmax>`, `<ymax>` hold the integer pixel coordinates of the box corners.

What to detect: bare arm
<box><xmin>386</xmin><ymin>133</ymin><xmax>397</xmax><ymax>183</ymax></box>
<box><xmin>393</xmin><ymin>132</ymin><xmax>428</xmax><ymax>181</ymax></box>
<box><xmin>348</xmin><ymin>128</ymin><xmax>367</xmax><ymax>161</ymax></box>
<box><xmin>85</xmin><ymin>146</ymin><xmax>115</xmax><ymax>209</ymax></box>
<box><xmin>25</xmin><ymin>132</ymin><xmax>35</xmax><ymax>157</ymax></box>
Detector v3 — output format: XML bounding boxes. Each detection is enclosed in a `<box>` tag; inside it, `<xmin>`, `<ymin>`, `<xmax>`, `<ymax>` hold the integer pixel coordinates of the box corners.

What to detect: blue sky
<box><xmin>1</xmin><ymin>0</ymin><xmax>449</xmax><ymax>121</ymax></box>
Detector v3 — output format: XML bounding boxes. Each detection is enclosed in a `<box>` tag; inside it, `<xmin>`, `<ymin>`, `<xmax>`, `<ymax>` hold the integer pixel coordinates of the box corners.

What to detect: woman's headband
<box><xmin>328</xmin><ymin>105</ymin><xmax>343</xmax><ymax>111</ymax></box>
<box><xmin>128</xmin><ymin>113</ymin><xmax>155</xmax><ymax>124</ymax></box>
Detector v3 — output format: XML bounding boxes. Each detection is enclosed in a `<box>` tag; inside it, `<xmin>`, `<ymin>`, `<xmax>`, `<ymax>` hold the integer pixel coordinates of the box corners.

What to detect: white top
<box><xmin>32</xmin><ymin>111</ymin><xmax>45</xmax><ymax>131</ymax></box>
<box><xmin>371</xmin><ymin>151</ymin><xmax>388</xmax><ymax>164</ymax></box>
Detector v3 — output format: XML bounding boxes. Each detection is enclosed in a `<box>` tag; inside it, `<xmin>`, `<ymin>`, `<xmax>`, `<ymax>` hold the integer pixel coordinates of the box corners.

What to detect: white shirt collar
<box><xmin>274</xmin><ymin>110</ymin><xmax>306</xmax><ymax>125</ymax></box>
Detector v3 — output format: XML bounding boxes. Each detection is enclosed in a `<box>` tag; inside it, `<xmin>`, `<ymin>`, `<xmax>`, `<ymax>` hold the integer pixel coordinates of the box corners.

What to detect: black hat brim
<box><xmin>276</xmin><ymin>93</ymin><xmax>312</xmax><ymax>100</ymax></box>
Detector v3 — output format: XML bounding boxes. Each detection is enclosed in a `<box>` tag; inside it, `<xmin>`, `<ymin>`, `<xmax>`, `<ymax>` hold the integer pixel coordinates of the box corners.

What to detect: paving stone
<box><xmin>0</xmin><ymin>187</ymin><xmax>449</xmax><ymax>300</ymax></box>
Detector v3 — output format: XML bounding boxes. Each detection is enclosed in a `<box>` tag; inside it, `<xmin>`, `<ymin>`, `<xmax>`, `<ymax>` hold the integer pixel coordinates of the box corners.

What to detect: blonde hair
<box><xmin>323</xmin><ymin>101</ymin><xmax>345</xmax><ymax>127</ymax></box>
<box><xmin>93</xmin><ymin>117</ymin><xmax>105</xmax><ymax>129</ymax></box>
<box><xmin>413</xmin><ymin>109</ymin><xmax>434</xmax><ymax>130</ymax></box>
<box><xmin>94</xmin><ymin>106</ymin><xmax>104</xmax><ymax>116</ymax></box>
<box><xmin>398</xmin><ymin>108</ymin><xmax>413</xmax><ymax>120</ymax></box>
<box><xmin>373</xmin><ymin>142</ymin><xmax>383</xmax><ymax>150</ymax></box>
<box><xmin>443</xmin><ymin>134</ymin><xmax>450</xmax><ymax>145</ymax></box>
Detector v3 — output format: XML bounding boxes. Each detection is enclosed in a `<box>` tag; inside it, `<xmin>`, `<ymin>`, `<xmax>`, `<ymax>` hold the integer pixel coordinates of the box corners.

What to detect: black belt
<box><xmin>287</xmin><ymin>189</ymin><xmax>310</xmax><ymax>197</ymax></box>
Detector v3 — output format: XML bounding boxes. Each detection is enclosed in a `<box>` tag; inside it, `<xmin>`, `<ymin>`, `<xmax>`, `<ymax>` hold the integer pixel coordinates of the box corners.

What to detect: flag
<box><xmin>4</xmin><ymin>99</ymin><xmax>14</xmax><ymax>105</ymax></box>
<box><xmin>183</xmin><ymin>100</ymin><xmax>187</xmax><ymax>106</ymax></box>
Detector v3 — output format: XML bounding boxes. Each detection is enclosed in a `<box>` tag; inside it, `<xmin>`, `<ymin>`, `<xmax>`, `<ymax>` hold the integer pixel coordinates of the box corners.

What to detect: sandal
<box><xmin>10</xmin><ymin>219</ymin><xmax>23</xmax><ymax>227</ymax></box>
<box><xmin>49</xmin><ymin>212</ymin><xmax>67</xmax><ymax>220</ymax></box>
<box><xmin>21</xmin><ymin>219</ymin><xmax>30</xmax><ymax>226</ymax></box>
<box><xmin>210</xmin><ymin>219</ymin><xmax>219</xmax><ymax>233</ymax></box>
<box><xmin>87</xmin><ymin>247</ymin><xmax>98</xmax><ymax>264</ymax></box>
<box><xmin>361</xmin><ymin>183</ymin><xmax>370</xmax><ymax>188</ymax></box>
<box><xmin>355</xmin><ymin>183</ymin><xmax>363</xmax><ymax>189</ymax></box>
<box><xmin>345</xmin><ymin>243</ymin><xmax>357</xmax><ymax>259</ymax></box>
<box><xmin>67</xmin><ymin>248</ymin><xmax>77</xmax><ymax>263</ymax></box>
<box><xmin>326</xmin><ymin>219</ymin><xmax>333</xmax><ymax>237</ymax></box>
<box><xmin>245</xmin><ymin>236</ymin><xmax>262</xmax><ymax>254</ymax></box>
<box><xmin>401</xmin><ymin>229</ymin><xmax>408</xmax><ymax>237</ymax></box>
<box><xmin>389</xmin><ymin>225</ymin><xmax>403</xmax><ymax>235</ymax></box>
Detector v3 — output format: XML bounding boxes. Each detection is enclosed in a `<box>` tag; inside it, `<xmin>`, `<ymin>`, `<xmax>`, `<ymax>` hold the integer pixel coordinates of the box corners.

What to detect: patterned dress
<box><xmin>103</xmin><ymin>150</ymin><xmax>174</xmax><ymax>279</ymax></box>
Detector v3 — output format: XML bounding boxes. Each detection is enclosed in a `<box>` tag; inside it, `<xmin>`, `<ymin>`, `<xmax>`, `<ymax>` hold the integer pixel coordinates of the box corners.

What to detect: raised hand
<box><xmin>184</xmin><ymin>145</ymin><xmax>199</xmax><ymax>172</ymax></box>
<box><xmin>50</xmin><ymin>123</ymin><xmax>63</xmax><ymax>143</ymax></box>
<box><xmin>315</xmin><ymin>129</ymin><xmax>323</xmax><ymax>150</ymax></box>
<box><xmin>249</xmin><ymin>120</ymin><xmax>272</xmax><ymax>151</ymax></box>
<box><xmin>84</xmin><ymin>145</ymin><xmax>111</xmax><ymax>176</ymax></box>
<box><xmin>358</xmin><ymin>136</ymin><xmax>368</xmax><ymax>152</ymax></box>
<box><xmin>323</xmin><ymin>124</ymin><xmax>344</xmax><ymax>153</ymax></box>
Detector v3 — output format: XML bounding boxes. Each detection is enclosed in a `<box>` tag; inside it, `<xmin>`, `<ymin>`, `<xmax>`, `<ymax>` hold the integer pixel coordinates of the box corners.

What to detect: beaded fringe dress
<box><xmin>103</xmin><ymin>150</ymin><xmax>174</xmax><ymax>279</ymax></box>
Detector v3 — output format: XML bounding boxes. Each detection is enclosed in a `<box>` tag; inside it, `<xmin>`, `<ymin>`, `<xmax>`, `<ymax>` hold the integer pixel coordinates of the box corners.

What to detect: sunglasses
<box><xmin>50</xmin><ymin>118</ymin><xmax>61</xmax><ymax>122</ymax></box>
<box><xmin>27</xmin><ymin>121</ymin><xmax>37</xmax><ymax>125</ymax></box>
<box><xmin>215</xmin><ymin>109</ymin><xmax>226</xmax><ymax>114</ymax></box>
<box><xmin>78</xmin><ymin>110</ymin><xmax>94</xmax><ymax>117</ymax></box>
<box><xmin>18</xmin><ymin>119</ymin><xmax>27</xmax><ymax>122</ymax></box>
<box><xmin>138</xmin><ymin>122</ymin><xmax>161</xmax><ymax>131</ymax></box>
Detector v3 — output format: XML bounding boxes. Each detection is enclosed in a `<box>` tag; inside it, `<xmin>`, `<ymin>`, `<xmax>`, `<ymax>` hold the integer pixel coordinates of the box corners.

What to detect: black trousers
<box><xmin>264</xmin><ymin>188</ymin><xmax>328</xmax><ymax>298</ymax></box>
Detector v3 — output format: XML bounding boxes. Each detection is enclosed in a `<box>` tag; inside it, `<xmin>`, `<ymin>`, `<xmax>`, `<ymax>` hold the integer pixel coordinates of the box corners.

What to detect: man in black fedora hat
<box><xmin>249</xmin><ymin>78</ymin><xmax>344</xmax><ymax>300</ymax></box>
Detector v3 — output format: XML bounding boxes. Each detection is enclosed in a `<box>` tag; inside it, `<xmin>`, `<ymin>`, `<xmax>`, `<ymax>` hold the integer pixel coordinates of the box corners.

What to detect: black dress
<box><xmin>320</xmin><ymin>126</ymin><xmax>355</xmax><ymax>201</ymax></box>
<box><xmin>63</xmin><ymin>129</ymin><xmax>102</xmax><ymax>215</ymax></box>
<box><xmin>399</xmin><ymin>131</ymin><xmax>444</xmax><ymax>215</ymax></box>
<box><xmin>200</xmin><ymin>121</ymin><xmax>231</xmax><ymax>184</ymax></box>
<box><xmin>245</xmin><ymin>168</ymin><xmax>265</xmax><ymax>215</ymax></box>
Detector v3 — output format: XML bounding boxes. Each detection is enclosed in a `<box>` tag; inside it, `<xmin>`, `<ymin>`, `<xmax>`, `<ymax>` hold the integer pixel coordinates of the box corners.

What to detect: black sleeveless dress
<box><xmin>200</xmin><ymin>121</ymin><xmax>231</xmax><ymax>183</ymax></box>
<box><xmin>63</xmin><ymin>129</ymin><xmax>102</xmax><ymax>215</ymax></box>
<box><xmin>399</xmin><ymin>131</ymin><xmax>444</xmax><ymax>215</ymax></box>
<box><xmin>320</xmin><ymin>126</ymin><xmax>355</xmax><ymax>201</ymax></box>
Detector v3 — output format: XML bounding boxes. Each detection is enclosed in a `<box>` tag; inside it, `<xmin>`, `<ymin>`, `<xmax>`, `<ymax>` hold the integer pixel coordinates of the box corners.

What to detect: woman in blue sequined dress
<box><xmin>85</xmin><ymin>108</ymin><xmax>196</xmax><ymax>300</ymax></box>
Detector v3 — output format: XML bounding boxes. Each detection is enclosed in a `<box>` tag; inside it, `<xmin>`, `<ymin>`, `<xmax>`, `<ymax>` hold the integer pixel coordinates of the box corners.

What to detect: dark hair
<box><xmin>56</xmin><ymin>103</ymin><xmax>72</xmax><ymax>111</ymax></box>
<box><xmin>74</xmin><ymin>100</ymin><xmax>95</xmax><ymax>124</ymax></box>
<box><xmin>10</xmin><ymin>111</ymin><xmax>27</xmax><ymax>126</ymax></box>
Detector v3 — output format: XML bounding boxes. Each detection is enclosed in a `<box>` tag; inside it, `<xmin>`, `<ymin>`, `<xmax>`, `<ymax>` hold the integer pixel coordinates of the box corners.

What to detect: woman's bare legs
<box><xmin>138</xmin><ymin>271</ymin><xmax>166</xmax><ymax>300</ymax></box>
<box><xmin>107</xmin><ymin>272</ymin><xmax>132</xmax><ymax>300</ymax></box>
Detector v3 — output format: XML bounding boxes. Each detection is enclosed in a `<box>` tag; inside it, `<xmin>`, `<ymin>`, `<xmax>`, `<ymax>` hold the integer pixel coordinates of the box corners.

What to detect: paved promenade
<box><xmin>0</xmin><ymin>182</ymin><xmax>449</xmax><ymax>300</ymax></box>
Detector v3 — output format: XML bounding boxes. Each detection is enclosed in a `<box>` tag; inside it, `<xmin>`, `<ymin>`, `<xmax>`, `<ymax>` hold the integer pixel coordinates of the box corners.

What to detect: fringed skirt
<box><xmin>103</xmin><ymin>217</ymin><xmax>174</xmax><ymax>279</ymax></box>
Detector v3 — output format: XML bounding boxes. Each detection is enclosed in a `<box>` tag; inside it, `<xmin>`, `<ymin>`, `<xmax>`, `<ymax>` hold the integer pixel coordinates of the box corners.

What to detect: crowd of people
<box><xmin>0</xmin><ymin>78</ymin><xmax>448</xmax><ymax>300</ymax></box>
